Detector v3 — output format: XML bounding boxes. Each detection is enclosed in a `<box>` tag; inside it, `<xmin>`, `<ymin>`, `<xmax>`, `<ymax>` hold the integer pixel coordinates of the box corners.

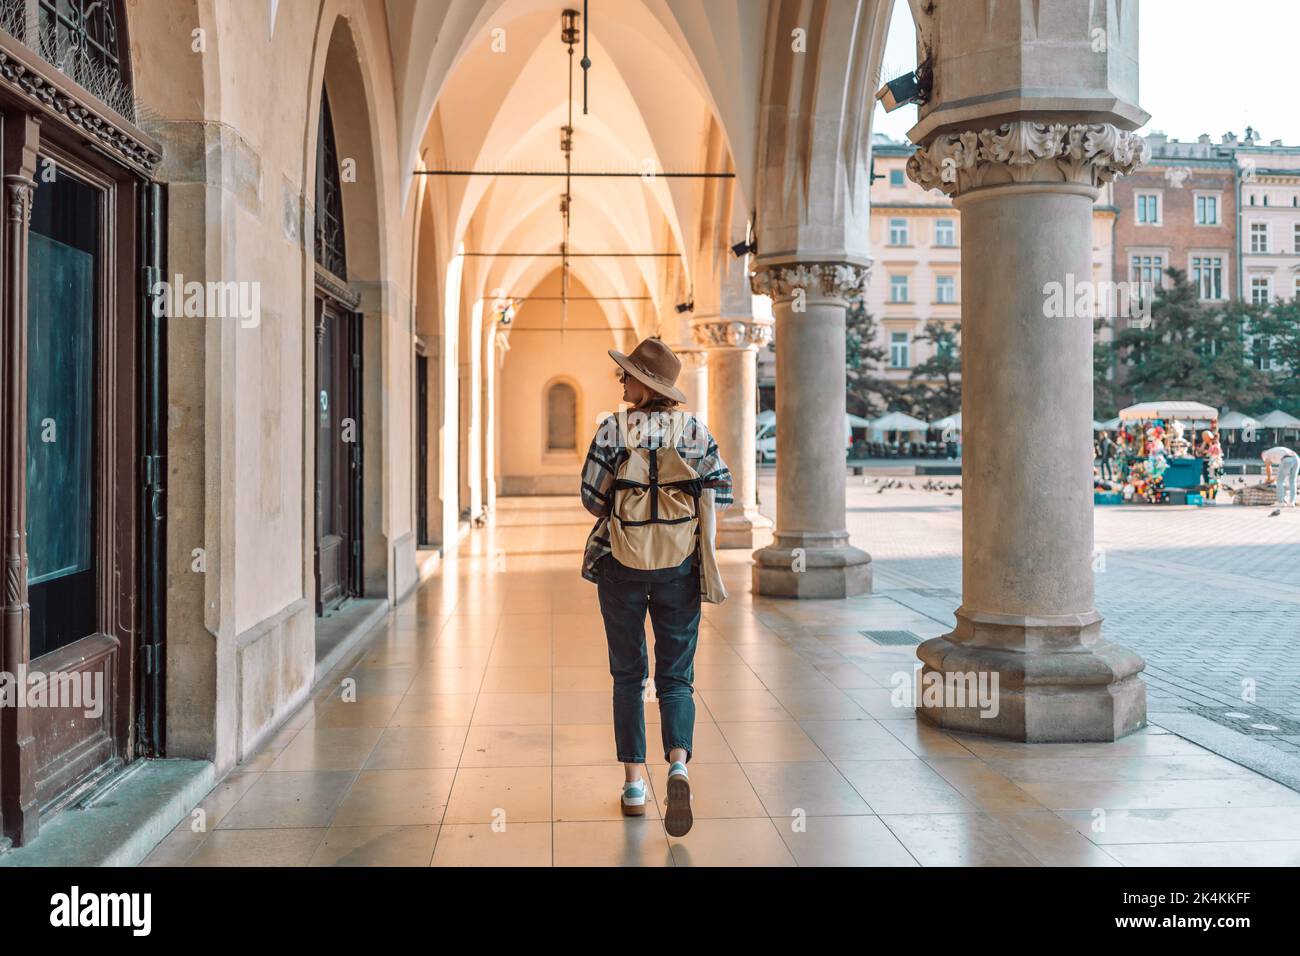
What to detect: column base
<box><xmin>717</xmin><ymin>508</ymin><xmax>773</xmax><ymax>550</ymax></box>
<box><xmin>915</xmin><ymin>607</ymin><xmax>1147</xmax><ymax>742</ymax></box>
<box><xmin>752</xmin><ymin>532</ymin><xmax>872</xmax><ymax>598</ymax></box>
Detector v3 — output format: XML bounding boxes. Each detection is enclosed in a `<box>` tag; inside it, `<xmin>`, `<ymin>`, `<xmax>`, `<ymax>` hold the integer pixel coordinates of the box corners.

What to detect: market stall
<box><xmin>1098</xmin><ymin>401</ymin><xmax>1221</xmax><ymax>504</ymax></box>
<box><xmin>868</xmin><ymin>411</ymin><xmax>929</xmax><ymax>457</ymax></box>
<box><xmin>1257</xmin><ymin>409</ymin><xmax>1300</xmax><ymax>446</ymax></box>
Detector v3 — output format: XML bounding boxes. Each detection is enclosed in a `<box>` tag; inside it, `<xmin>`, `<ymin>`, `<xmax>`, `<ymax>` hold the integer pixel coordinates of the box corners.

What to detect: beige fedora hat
<box><xmin>608</xmin><ymin>337</ymin><xmax>688</xmax><ymax>404</ymax></box>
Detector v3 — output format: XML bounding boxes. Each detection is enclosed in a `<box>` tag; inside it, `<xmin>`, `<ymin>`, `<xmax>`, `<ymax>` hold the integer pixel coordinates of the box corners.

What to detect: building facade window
<box><xmin>0</xmin><ymin>0</ymin><xmax>135</xmax><ymax>119</ymax></box>
<box><xmin>1250</xmin><ymin>222</ymin><xmax>1269</xmax><ymax>254</ymax></box>
<box><xmin>1251</xmin><ymin>276</ymin><xmax>1272</xmax><ymax>305</ymax></box>
<box><xmin>1130</xmin><ymin>254</ymin><xmax>1164</xmax><ymax>300</ymax></box>
<box><xmin>315</xmin><ymin>92</ymin><xmax>348</xmax><ymax>280</ymax></box>
<box><xmin>1294</xmin><ymin>222</ymin><xmax>1300</xmax><ymax>254</ymax></box>
<box><xmin>1194</xmin><ymin>193</ymin><xmax>1219</xmax><ymax>225</ymax></box>
<box><xmin>889</xmin><ymin>275</ymin><xmax>909</xmax><ymax>303</ymax></box>
<box><xmin>935</xmin><ymin>275</ymin><xmax>956</xmax><ymax>303</ymax></box>
<box><xmin>1136</xmin><ymin>193</ymin><xmax>1160</xmax><ymax>224</ymax></box>
<box><xmin>889</xmin><ymin>169</ymin><xmax>905</xmax><ymax>187</ymax></box>
<box><xmin>888</xmin><ymin>218</ymin><xmax>909</xmax><ymax>245</ymax></box>
<box><xmin>1191</xmin><ymin>256</ymin><xmax>1223</xmax><ymax>300</ymax></box>
<box><xmin>935</xmin><ymin>219</ymin><xmax>955</xmax><ymax>246</ymax></box>
<box><xmin>546</xmin><ymin>381</ymin><xmax>578</xmax><ymax>451</ymax></box>
<box><xmin>889</xmin><ymin>331</ymin><xmax>910</xmax><ymax>368</ymax></box>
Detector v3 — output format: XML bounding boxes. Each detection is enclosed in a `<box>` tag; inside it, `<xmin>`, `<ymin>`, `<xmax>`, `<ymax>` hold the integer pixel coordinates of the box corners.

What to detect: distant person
<box><xmin>1262</xmin><ymin>445</ymin><xmax>1299</xmax><ymax>508</ymax></box>
<box><xmin>1099</xmin><ymin>431</ymin><xmax>1116</xmax><ymax>480</ymax></box>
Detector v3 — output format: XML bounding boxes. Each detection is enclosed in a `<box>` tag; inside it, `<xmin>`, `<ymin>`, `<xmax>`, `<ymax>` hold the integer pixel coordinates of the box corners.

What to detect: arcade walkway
<box><xmin>142</xmin><ymin>499</ymin><xmax>1300</xmax><ymax>866</ymax></box>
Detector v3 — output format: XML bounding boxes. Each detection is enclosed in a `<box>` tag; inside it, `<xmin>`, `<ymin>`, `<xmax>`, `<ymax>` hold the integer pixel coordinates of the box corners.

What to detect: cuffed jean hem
<box><xmin>618</xmin><ymin>755</ymin><xmax>646</xmax><ymax>765</ymax></box>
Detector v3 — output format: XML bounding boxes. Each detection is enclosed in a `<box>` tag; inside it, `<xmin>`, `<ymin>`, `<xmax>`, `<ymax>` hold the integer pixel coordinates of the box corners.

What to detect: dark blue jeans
<box><xmin>596</xmin><ymin>557</ymin><xmax>700</xmax><ymax>765</ymax></box>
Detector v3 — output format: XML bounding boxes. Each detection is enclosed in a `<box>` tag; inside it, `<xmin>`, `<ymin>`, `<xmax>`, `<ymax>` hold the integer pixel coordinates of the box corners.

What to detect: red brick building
<box><xmin>1112</xmin><ymin>133</ymin><xmax>1238</xmax><ymax>312</ymax></box>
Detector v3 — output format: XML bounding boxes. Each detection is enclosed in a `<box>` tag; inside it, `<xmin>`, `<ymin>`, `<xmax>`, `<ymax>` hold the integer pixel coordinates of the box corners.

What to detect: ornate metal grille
<box><xmin>0</xmin><ymin>0</ymin><xmax>135</xmax><ymax>120</ymax></box>
<box><xmin>315</xmin><ymin>92</ymin><xmax>348</xmax><ymax>280</ymax></box>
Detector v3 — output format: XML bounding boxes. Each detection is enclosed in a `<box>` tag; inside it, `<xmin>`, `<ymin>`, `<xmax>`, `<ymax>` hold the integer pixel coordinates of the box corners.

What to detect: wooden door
<box><xmin>1</xmin><ymin>120</ymin><xmax>141</xmax><ymax>842</ymax></box>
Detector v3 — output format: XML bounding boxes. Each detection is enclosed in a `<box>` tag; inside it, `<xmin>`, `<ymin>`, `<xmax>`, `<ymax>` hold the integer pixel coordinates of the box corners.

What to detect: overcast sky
<box><xmin>871</xmin><ymin>0</ymin><xmax>1300</xmax><ymax>147</ymax></box>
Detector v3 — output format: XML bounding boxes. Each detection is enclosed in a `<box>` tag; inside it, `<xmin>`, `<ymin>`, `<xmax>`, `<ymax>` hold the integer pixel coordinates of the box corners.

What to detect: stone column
<box><xmin>692</xmin><ymin>316</ymin><xmax>774</xmax><ymax>548</ymax></box>
<box><xmin>675</xmin><ymin>346</ymin><xmax>709</xmax><ymax>424</ymax></box>
<box><xmin>750</xmin><ymin>262</ymin><xmax>872</xmax><ymax>597</ymax></box>
<box><xmin>908</xmin><ymin>122</ymin><xmax>1149</xmax><ymax>741</ymax></box>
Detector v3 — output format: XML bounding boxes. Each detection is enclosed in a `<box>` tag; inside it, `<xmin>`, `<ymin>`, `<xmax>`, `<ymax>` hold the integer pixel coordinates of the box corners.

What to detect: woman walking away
<box><xmin>579</xmin><ymin>338</ymin><xmax>732</xmax><ymax>838</ymax></box>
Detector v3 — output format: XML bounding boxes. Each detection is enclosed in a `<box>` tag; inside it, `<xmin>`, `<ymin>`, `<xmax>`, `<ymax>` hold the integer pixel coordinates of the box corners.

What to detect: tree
<box><xmin>1250</xmin><ymin>296</ymin><xmax>1300</xmax><ymax>416</ymax></box>
<box><xmin>906</xmin><ymin>319</ymin><xmax>961</xmax><ymax>420</ymax></box>
<box><xmin>1093</xmin><ymin>317</ymin><xmax>1121</xmax><ymax>420</ymax></box>
<box><xmin>1107</xmin><ymin>268</ymin><xmax>1274</xmax><ymax>412</ymax></box>
<box><xmin>844</xmin><ymin>297</ymin><xmax>890</xmax><ymax>418</ymax></box>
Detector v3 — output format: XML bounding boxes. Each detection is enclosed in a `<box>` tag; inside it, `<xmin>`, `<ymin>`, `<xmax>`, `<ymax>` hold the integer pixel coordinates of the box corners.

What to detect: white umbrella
<box><xmin>870</xmin><ymin>411</ymin><xmax>929</xmax><ymax>434</ymax></box>
<box><xmin>1118</xmin><ymin>401</ymin><xmax>1218</xmax><ymax>422</ymax></box>
<box><xmin>756</xmin><ymin>409</ymin><xmax>775</xmax><ymax>427</ymax></box>
<box><xmin>1218</xmin><ymin>410</ymin><xmax>1260</xmax><ymax>431</ymax></box>
<box><xmin>1257</xmin><ymin>409</ymin><xmax>1300</xmax><ymax>429</ymax></box>
<box><xmin>1098</xmin><ymin>416</ymin><xmax>1122</xmax><ymax>431</ymax></box>
<box><xmin>929</xmin><ymin>412</ymin><xmax>962</xmax><ymax>432</ymax></box>
<box><xmin>846</xmin><ymin>413</ymin><xmax>873</xmax><ymax>428</ymax></box>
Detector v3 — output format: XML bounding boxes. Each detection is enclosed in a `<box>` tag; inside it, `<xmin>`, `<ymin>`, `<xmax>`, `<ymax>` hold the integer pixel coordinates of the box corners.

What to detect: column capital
<box><xmin>674</xmin><ymin>345</ymin><xmax>709</xmax><ymax>369</ymax></box>
<box><xmin>748</xmin><ymin>260</ymin><xmax>871</xmax><ymax>306</ymax></box>
<box><xmin>690</xmin><ymin>316</ymin><xmax>773</xmax><ymax>351</ymax></box>
<box><xmin>906</xmin><ymin>121</ymin><xmax>1148</xmax><ymax>198</ymax></box>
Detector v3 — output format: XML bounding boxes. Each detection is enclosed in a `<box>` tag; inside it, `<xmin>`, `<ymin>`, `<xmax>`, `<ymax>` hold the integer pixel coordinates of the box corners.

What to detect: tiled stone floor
<box><xmin>142</xmin><ymin>497</ymin><xmax>1300</xmax><ymax>866</ymax></box>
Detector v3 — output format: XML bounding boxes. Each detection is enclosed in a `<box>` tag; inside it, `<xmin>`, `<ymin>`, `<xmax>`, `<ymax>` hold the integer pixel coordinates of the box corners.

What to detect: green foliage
<box><xmin>906</xmin><ymin>319</ymin><xmax>961</xmax><ymax>420</ymax></box>
<box><xmin>1249</xmin><ymin>296</ymin><xmax>1300</xmax><ymax>417</ymax></box>
<box><xmin>845</xmin><ymin>297</ymin><xmax>890</xmax><ymax>418</ymax></box>
<box><xmin>1100</xmin><ymin>268</ymin><xmax>1277</xmax><ymax>415</ymax></box>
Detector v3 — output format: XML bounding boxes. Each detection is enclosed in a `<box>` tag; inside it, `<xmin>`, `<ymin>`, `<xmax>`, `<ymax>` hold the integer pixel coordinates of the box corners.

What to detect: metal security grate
<box><xmin>861</xmin><ymin>630</ymin><xmax>921</xmax><ymax>646</ymax></box>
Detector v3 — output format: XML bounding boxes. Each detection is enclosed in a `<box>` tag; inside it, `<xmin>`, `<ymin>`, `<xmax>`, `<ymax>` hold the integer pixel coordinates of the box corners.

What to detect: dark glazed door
<box><xmin>314</xmin><ymin>297</ymin><xmax>361</xmax><ymax>613</ymax></box>
<box><xmin>416</xmin><ymin>353</ymin><xmax>429</xmax><ymax>545</ymax></box>
<box><xmin>17</xmin><ymin>146</ymin><xmax>139</xmax><ymax>826</ymax></box>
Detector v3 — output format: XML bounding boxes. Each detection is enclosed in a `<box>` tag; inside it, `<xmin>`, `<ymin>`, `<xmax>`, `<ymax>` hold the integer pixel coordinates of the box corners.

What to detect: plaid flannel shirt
<box><xmin>580</xmin><ymin>410</ymin><xmax>733</xmax><ymax>582</ymax></box>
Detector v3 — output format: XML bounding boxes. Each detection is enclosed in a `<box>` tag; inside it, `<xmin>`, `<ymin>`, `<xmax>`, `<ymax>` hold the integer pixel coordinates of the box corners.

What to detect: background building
<box><xmin>863</xmin><ymin>134</ymin><xmax>1115</xmax><ymax>408</ymax></box>
<box><xmin>1112</xmin><ymin>132</ymin><xmax>1239</xmax><ymax>312</ymax></box>
<box><xmin>1236</xmin><ymin>130</ymin><xmax>1300</xmax><ymax>306</ymax></box>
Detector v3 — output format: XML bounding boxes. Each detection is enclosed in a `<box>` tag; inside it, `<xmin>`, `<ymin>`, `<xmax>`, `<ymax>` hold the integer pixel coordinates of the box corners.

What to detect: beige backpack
<box><xmin>608</xmin><ymin>410</ymin><xmax>701</xmax><ymax>571</ymax></box>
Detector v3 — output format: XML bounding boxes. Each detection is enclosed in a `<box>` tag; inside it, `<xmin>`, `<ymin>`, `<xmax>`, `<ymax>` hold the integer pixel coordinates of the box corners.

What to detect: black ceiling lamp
<box><xmin>580</xmin><ymin>0</ymin><xmax>591</xmax><ymax>114</ymax></box>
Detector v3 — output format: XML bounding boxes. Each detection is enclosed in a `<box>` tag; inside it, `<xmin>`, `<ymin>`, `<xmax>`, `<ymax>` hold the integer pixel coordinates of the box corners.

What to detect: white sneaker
<box><xmin>664</xmin><ymin>761</ymin><xmax>693</xmax><ymax>837</ymax></box>
<box><xmin>620</xmin><ymin>778</ymin><xmax>647</xmax><ymax>817</ymax></box>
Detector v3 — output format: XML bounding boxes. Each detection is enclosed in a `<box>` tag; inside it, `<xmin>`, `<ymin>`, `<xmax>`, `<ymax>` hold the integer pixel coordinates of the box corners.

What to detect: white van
<box><xmin>757</xmin><ymin>420</ymin><xmax>776</xmax><ymax>462</ymax></box>
<box><xmin>756</xmin><ymin>413</ymin><xmax>853</xmax><ymax>462</ymax></box>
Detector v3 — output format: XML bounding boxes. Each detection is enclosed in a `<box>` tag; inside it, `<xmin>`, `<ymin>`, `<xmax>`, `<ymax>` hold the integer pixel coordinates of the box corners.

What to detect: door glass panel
<box><xmin>316</xmin><ymin>312</ymin><xmax>336</xmax><ymax>539</ymax></box>
<box><xmin>27</xmin><ymin>164</ymin><xmax>99</xmax><ymax>656</ymax></box>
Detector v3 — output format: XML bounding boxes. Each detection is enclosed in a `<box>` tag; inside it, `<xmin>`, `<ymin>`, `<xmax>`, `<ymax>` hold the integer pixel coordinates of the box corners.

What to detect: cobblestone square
<box><xmin>760</xmin><ymin>472</ymin><xmax>1300</xmax><ymax>763</ymax></box>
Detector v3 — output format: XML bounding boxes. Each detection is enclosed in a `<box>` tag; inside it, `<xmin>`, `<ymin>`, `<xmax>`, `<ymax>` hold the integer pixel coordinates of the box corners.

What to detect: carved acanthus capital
<box><xmin>749</xmin><ymin>261</ymin><xmax>870</xmax><ymax>305</ymax></box>
<box><xmin>906</xmin><ymin>121</ymin><xmax>1149</xmax><ymax>197</ymax></box>
<box><xmin>4</xmin><ymin>176</ymin><xmax>35</xmax><ymax>224</ymax></box>
<box><xmin>691</xmin><ymin>316</ymin><xmax>774</xmax><ymax>350</ymax></box>
<box><xmin>676</xmin><ymin>346</ymin><xmax>709</xmax><ymax>369</ymax></box>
